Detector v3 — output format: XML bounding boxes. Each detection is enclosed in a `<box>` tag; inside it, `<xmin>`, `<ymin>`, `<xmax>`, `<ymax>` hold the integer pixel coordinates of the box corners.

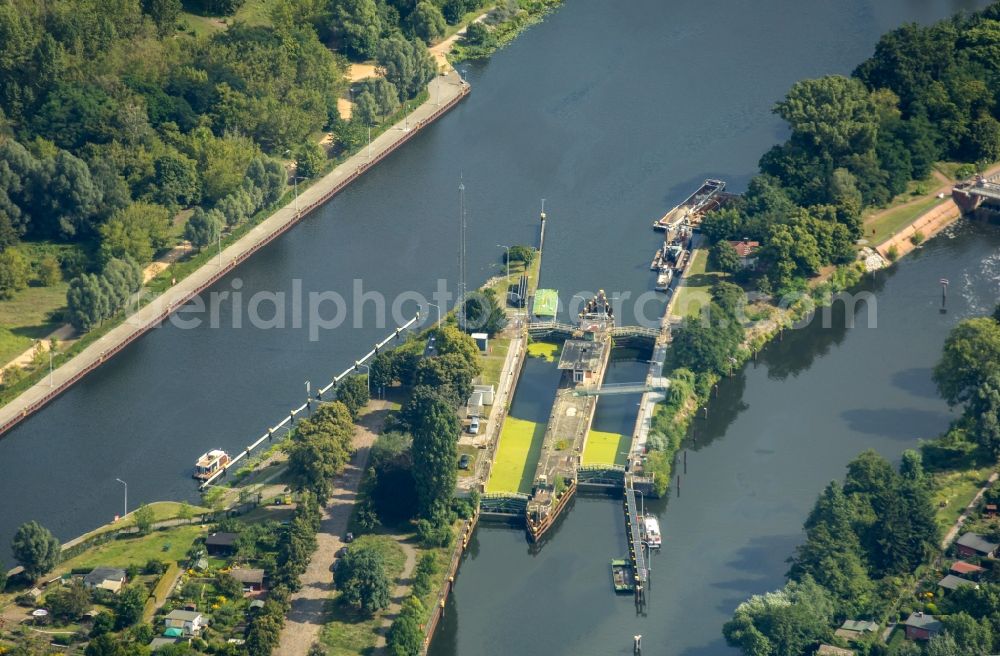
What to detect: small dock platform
<box><xmin>624</xmin><ymin>477</ymin><xmax>648</xmax><ymax>602</ymax></box>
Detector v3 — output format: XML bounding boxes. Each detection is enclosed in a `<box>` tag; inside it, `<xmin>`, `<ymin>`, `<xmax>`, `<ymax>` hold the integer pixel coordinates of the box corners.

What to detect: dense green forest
<box><xmin>0</xmin><ymin>0</ymin><xmax>509</xmax><ymax>335</ymax></box>
<box><xmin>702</xmin><ymin>2</ymin><xmax>1000</xmax><ymax>293</ymax></box>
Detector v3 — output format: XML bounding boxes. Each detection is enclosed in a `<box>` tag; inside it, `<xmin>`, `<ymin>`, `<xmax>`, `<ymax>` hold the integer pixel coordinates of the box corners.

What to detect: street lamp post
<box><xmin>48</xmin><ymin>347</ymin><xmax>53</xmax><ymax>388</ymax></box>
<box><xmin>115</xmin><ymin>478</ymin><xmax>127</xmax><ymax>517</ymax></box>
<box><xmin>497</xmin><ymin>244</ymin><xmax>511</xmax><ymax>284</ymax></box>
<box><xmin>217</xmin><ymin>230</ymin><xmax>222</xmax><ymax>268</ymax></box>
<box><xmin>426</xmin><ymin>302</ymin><xmax>443</xmax><ymax>329</ymax></box>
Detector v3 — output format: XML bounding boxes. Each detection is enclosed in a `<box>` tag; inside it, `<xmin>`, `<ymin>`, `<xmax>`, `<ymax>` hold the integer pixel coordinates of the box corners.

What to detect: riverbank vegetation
<box><xmin>449</xmin><ymin>0</ymin><xmax>563</xmax><ymax>62</ymax></box>
<box><xmin>722</xmin><ymin>305</ymin><xmax>1000</xmax><ymax>656</ymax></box>
<box><xmin>698</xmin><ymin>3</ymin><xmax>1000</xmax><ymax>295</ymax></box>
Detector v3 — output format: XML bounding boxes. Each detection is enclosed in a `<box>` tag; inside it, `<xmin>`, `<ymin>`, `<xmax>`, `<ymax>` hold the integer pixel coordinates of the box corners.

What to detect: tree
<box><xmin>66</xmin><ymin>273</ymin><xmax>109</xmax><ymax>331</ymax></box>
<box><xmin>114</xmin><ymin>583</ymin><xmax>146</xmax><ymax>629</ymax></box>
<box><xmin>0</xmin><ymin>247</ymin><xmax>30</xmax><ymax>299</ymax></box>
<box><xmin>773</xmin><ymin>75</ymin><xmax>879</xmax><ymax>161</ymax></box>
<box><xmin>30</xmin><ymin>149</ymin><xmax>103</xmax><ymax>239</ymax></box>
<box><xmin>337</xmin><ymin>374</ymin><xmax>370</xmax><ymax>420</ymax></box>
<box><xmin>368</xmin><ymin>431</ymin><xmax>417</xmax><ymax>523</ymax></box>
<box><xmin>11</xmin><ymin>520</ymin><xmax>60</xmax><ymax>579</ymax></box>
<box><xmin>142</xmin><ymin>0</ymin><xmax>182</xmax><ymax>35</ymax></box>
<box><xmin>387</xmin><ymin>595</ymin><xmax>425</xmax><ymax>655</ymax></box>
<box><xmin>46</xmin><ymin>580</ymin><xmax>91</xmax><ymax>622</ymax></box>
<box><xmin>414</xmin><ymin>353</ymin><xmax>477</xmax><ymax>406</ymax></box>
<box><xmin>353</xmin><ymin>90</ymin><xmax>379</xmax><ymax>127</ymax></box>
<box><xmin>133</xmin><ymin>503</ymin><xmax>155</xmax><ymax>535</ymax></box>
<box><xmin>464</xmin><ymin>290</ymin><xmax>507</xmax><ymax>335</ymax></box>
<box><xmin>287</xmin><ymin>401</ymin><xmax>355</xmax><ymax>504</ymax></box>
<box><xmin>376</xmin><ymin>35</ymin><xmax>436</xmax><ymax>100</ymax></box>
<box><xmin>334</xmin><ymin>542</ymin><xmax>391</xmax><ymax>614</ymax></box>
<box><xmin>709</xmin><ymin>240</ymin><xmax>740</xmax><ymax>274</ymax></box>
<box><xmin>216</xmin><ymin>572</ymin><xmax>244</xmax><ymax>599</ymax></box>
<box><xmin>723</xmin><ymin>577</ymin><xmax>835</xmax><ymax>656</ymax></box>
<box><xmin>294</xmin><ymin>142</ymin><xmax>326</xmax><ymax>179</ymax></box>
<box><xmin>408</xmin><ymin>386</ymin><xmax>459</xmax><ymax>520</ymax></box>
<box><xmin>940</xmin><ymin>612</ymin><xmax>993</xmax><ymax>656</ymax></box>
<box><xmin>184</xmin><ymin>207</ymin><xmax>222</xmax><ymax>251</ymax></box>
<box><xmin>84</xmin><ymin>633</ymin><xmax>130</xmax><ymax>656</ymax></box>
<box><xmin>787</xmin><ymin>482</ymin><xmax>874</xmax><ymax>614</ymax></box>
<box><xmin>331</xmin><ymin>0</ymin><xmax>382</xmax><ymax>59</ymax></box>
<box><xmin>99</xmin><ymin>202</ymin><xmax>171</xmax><ymax>265</ymax></box>
<box><xmin>669</xmin><ymin>302</ymin><xmax>742</xmax><ymax>376</ymax></box>
<box><xmin>410</xmin><ymin>2</ymin><xmax>446</xmax><ymax>44</ymax></box>
<box><xmin>151</xmin><ymin>148</ymin><xmax>200</xmax><ymax>209</ymax></box>
<box><xmin>38</xmin><ymin>254</ymin><xmax>61</xmax><ymax>286</ymax></box>
<box><xmin>506</xmin><ymin>245</ymin><xmax>534</xmax><ymax>266</ymax></box>
<box><xmin>934</xmin><ymin>317</ymin><xmax>1000</xmax><ymax>406</ymax></box>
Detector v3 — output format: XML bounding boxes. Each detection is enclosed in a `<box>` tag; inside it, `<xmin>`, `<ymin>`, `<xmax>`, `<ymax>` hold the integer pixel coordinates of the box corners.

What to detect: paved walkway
<box><xmin>276</xmin><ymin>401</ymin><xmax>390</xmax><ymax>655</ymax></box>
<box><xmin>0</xmin><ymin>70</ymin><xmax>469</xmax><ymax>436</ymax></box>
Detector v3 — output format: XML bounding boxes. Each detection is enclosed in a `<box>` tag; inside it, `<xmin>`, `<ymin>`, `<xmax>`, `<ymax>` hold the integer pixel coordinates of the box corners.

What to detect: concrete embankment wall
<box><xmin>0</xmin><ymin>82</ymin><xmax>471</xmax><ymax>438</ymax></box>
<box><xmin>876</xmin><ymin>199</ymin><xmax>961</xmax><ymax>260</ymax></box>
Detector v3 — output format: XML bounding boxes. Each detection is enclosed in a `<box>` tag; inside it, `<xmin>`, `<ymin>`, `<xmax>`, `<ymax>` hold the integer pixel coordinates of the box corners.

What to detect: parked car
<box><xmin>344</xmin><ymin>532</ymin><xmax>354</xmax><ymax>543</ymax></box>
<box><xmin>468</xmin><ymin>418</ymin><xmax>480</xmax><ymax>435</ymax></box>
<box><xmin>458</xmin><ymin>454</ymin><xmax>471</xmax><ymax>470</ymax></box>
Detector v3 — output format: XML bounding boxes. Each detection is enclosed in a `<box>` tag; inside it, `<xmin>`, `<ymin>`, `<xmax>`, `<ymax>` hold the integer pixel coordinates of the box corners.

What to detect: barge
<box><xmin>611</xmin><ymin>558</ymin><xmax>635</xmax><ymax>593</ymax></box>
<box><xmin>652</xmin><ymin>179</ymin><xmax>726</xmax><ymax>231</ymax></box>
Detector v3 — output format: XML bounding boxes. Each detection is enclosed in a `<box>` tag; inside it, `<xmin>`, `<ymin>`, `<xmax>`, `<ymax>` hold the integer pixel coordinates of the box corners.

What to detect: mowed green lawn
<box><xmin>487</xmin><ymin>417</ymin><xmax>546</xmax><ymax>494</ymax></box>
<box><xmin>583</xmin><ymin>430</ymin><xmax>630</xmax><ymax>466</ymax></box>
<box><xmin>0</xmin><ymin>282</ymin><xmax>69</xmax><ymax>363</ymax></box>
<box><xmin>669</xmin><ymin>250</ymin><xmax>721</xmax><ymax>320</ymax></box>
<box><xmin>865</xmin><ymin>195</ymin><xmax>946</xmax><ymax>246</ymax></box>
<box><xmin>56</xmin><ymin>525</ymin><xmax>206</xmax><ymax>575</ymax></box>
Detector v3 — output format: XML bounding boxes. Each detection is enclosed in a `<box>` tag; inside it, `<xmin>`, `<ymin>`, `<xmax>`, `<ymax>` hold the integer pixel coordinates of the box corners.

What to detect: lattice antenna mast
<box><xmin>458</xmin><ymin>179</ymin><xmax>467</xmax><ymax>331</ymax></box>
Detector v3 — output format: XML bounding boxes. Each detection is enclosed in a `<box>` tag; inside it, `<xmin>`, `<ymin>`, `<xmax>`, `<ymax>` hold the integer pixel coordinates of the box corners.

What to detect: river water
<box><xmin>0</xmin><ymin>0</ymin><xmax>994</xmax><ymax>646</ymax></box>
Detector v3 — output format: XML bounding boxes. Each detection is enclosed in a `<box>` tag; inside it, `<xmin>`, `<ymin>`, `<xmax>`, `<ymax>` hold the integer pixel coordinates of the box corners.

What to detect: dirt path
<box><xmin>373</xmin><ymin>540</ymin><xmax>419</xmax><ymax>650</ymax></box>
<box><xmin>276</xmin><ymin>401</ymin><xmax>391</xmax><ymax>655</ymax></box>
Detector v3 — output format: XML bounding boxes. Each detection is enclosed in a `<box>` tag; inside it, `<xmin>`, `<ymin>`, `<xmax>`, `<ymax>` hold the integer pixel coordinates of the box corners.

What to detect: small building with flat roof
<box><xmin>557</xmin><ymin>339</ymin><xmax>608</xmax><ymax>384</ymax></box>
<box><xmin>533</xmin><ymin>289</ymin><xmax>559</xmax><ymax>318</ymax></box>
<box><xmin>164</xmin><ymin>610</ymin><xmax>205</xmax><ymax>636</ymax></box>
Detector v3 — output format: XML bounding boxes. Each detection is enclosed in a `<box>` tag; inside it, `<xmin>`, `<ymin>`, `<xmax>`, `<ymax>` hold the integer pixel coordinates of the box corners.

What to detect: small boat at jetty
<box><xmin>641</xmin><ymin>516</ymin><xmax>662</xmax><ymax>549</ymax></box>
<box><xmin>193</xmin><ymin>449</ymin><xmax>230</xmax><ymax>480</ymax></box>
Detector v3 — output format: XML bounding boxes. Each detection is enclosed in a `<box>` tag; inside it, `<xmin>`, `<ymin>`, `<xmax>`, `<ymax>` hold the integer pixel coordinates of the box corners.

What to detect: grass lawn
<box><xmin>669</xmin><ymin>250</ymin><xmax>721</xmax><ymax>320</ymax></box>
<box><xmin>479</xmin><ymin>337</ymin><xmax>510</xmax><ymax>388</ymax></box>
<box><xmin>583</xmin><ymin>430</ymin><xmax>630</xmax><ymax>466</ymax></box>
<box><xmin>178</xmin><ymin>0</ymin><xmax>273</xmax><ymax>37</ymax></box>
<box><xmin>487</xmin><ymin>417</ymin><xmax>546</xmax><ymax>494</ymax></box>
<box><xmin>56</xmin><ymin>525</ymin><xmax>206</xmax><ymax>575</ymax></box>
<box><xmin>526</xmin><ymin>341</ymin><xmax>560</xmax><ymax>362</ymax></box>
<box><xmin>319</xmin><ymin>534</ymin><xmax>406</xmax><ymax>656</ymax></box>
<box><xmin>0</xmin><ymin>283</ymin><xmax>69</xmax><ymax>363</ymax></box>
<box><xmin>457</xmin><ymin>444</ymin><xmax>479</xmax><ymax>478</ymax></box>
<box><xmin>865</xmin><ymin>195</ymin><xmax>946</xmax><ymax>246</ymax></box>
<box><xmin>931</xmin><ymin>466</ymin><xmax>993</xmax><ymax>532</ymax></box>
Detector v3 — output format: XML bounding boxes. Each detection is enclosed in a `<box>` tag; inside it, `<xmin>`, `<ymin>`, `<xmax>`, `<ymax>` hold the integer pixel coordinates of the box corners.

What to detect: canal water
<box><xmin>0</xmin><ymin>0</ymin><xmax>992</xmax><ymax>643</ymax></box>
